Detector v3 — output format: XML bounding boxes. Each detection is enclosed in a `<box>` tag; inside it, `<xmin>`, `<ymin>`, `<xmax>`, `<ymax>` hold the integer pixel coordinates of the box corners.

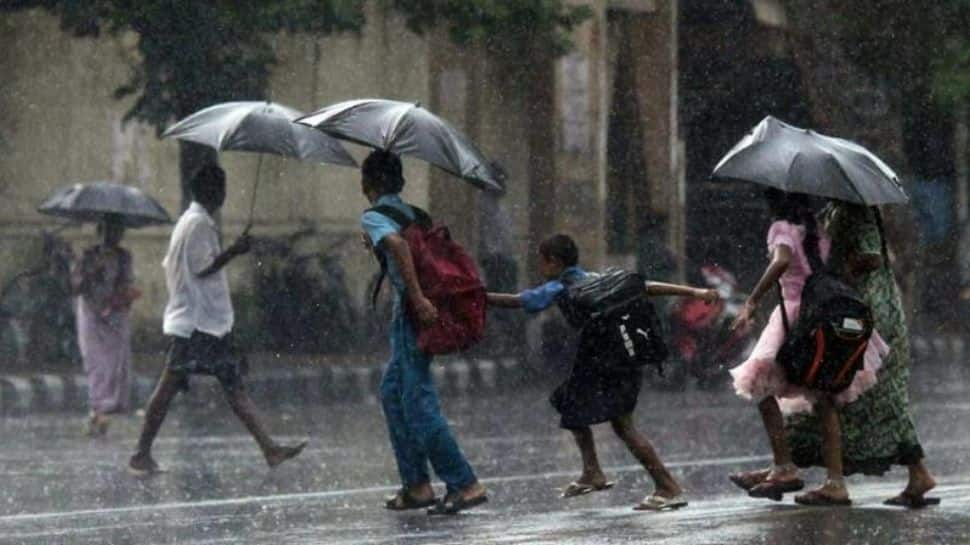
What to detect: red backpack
<box><xmin>369</xmin><ymin>204</ymin><xmax>486</xmax><ymax>355</ymax></box>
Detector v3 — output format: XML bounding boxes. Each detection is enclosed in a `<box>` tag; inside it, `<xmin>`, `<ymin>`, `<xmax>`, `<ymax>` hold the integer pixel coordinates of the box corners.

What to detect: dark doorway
<box><xmin>679</xmin><ymin>2</ymin><xmax>814</xmax><ymax>288</ymax></box>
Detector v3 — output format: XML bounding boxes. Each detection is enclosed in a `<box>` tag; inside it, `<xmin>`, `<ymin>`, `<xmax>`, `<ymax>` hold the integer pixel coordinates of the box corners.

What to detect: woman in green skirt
<box><xmin>732</xmin><ymin>201</ymin><xmax>938</xmax><ymax>508</ymax></box>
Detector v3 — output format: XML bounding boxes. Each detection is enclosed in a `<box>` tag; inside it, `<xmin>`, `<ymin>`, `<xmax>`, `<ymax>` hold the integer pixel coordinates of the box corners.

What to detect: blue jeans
<box><xmin>380</xmin><ymin>310</ymin><xmax>476</xmax><ymax>492</ymax></box>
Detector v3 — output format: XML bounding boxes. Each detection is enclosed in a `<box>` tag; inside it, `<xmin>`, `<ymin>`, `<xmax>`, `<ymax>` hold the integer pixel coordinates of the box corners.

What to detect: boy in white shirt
<box><xmin>129</xmin><ymin>165</ymin><xmax>305</xmax><ymax>475</ymax></box>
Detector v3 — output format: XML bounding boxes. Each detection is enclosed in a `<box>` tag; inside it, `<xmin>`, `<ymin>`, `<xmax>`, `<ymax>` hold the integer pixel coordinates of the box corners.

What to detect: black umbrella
<box><xmin>712</xmin><ymin>116</ymin><xmax>909</xmax><ymax>205</ymax></box>
<box><xmin>295</xmin><ymin>99</ymin><xmax>503</xmax><ymax>191</ymax></box>
<box><xmin>38</xmin><ymin>182</ymin><xmax>172</xmax><ymax>228</ymax></box>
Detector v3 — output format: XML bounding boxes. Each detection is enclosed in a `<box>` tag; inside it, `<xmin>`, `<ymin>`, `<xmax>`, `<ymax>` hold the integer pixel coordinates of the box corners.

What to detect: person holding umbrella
<box><xmin>716</xmin><ymin>116</ymin><xmax>937</xmax><ymax>507</ymax></box>
<box><xmin>39</xmin><ymin>181</ymin><xmax>172</xmax><ymax>435</ymax></box>
<box><xmin>359</xmin><ymin>150</ymin><xmax>487</xmax><ymax>515</ymax></box>
<box><xmin>71</xmin><ymin>214</ymin><xmax>139</xmax><ymax>436</ymax></box>
<box><xmin>128</xmin><ymin>165</ymin><xmax>306</xmax><ymax>475</ymax></box>
<box><xmin>785</xmin><ymin>200</ymin><xmax>938</xmax><ymax>508</ymax></box>
<box><xmin>727</xmin><ymin>189</ymin><xmax>886</xmax><ymax>505</ymax></box>
<box><xmin>299</xmin><ymin>98</ymin><xmax>500</xmax><ymax>514</ymax></box>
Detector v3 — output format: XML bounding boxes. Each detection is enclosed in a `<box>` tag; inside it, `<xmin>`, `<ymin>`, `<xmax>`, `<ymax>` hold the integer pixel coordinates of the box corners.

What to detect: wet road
<box><xmin>1</xmin><ymin>361</ymin><xmax>969</xmax><ymax>544</ymax></box>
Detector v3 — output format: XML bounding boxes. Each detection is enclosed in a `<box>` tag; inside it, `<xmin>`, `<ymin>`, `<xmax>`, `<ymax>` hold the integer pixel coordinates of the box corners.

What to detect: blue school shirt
<box><xmin>361</xmin><ymin>193</ymin><xmax>415</xmax><ymax>298</ymax></box>
<box><xmin>518</xmin><ymin>266</ymin><xmax>588</xmax><ymax>313</ymax></box>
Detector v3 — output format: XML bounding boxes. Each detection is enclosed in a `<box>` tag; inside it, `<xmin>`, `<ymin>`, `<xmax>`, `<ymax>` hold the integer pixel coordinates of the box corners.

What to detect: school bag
<box><xmin>560</xmin><ymin>268</ymin><xmax>668</xmax><ymax>373</ymax></box>
<box><xmin>368</xmin><ymin>204</ymin><xmax>486</xmax><ymax>355</ymax></box>
<box><xmin>775</xmin><ymin>252</ymin><xmax>873</xmax><ymax>393</ymax></box>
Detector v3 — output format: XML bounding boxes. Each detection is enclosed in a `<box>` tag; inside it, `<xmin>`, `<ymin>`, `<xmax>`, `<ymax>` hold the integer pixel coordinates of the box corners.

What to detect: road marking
<box><xmin>0</xmin><ymin>454</ymin><xmax>776</xmax><ymax>524</ymax></box>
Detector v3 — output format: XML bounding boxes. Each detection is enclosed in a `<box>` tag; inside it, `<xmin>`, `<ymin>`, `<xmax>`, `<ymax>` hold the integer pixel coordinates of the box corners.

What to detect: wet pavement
<box><xmin>1</xmin><ymin>361</ymin><xmax>969</xmax><ymax>544</ymax></box>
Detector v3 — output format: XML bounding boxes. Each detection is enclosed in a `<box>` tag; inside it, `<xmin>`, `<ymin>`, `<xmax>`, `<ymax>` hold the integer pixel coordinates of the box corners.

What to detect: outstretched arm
<box><xmin>645</xmin><ymin>281</ymin><xmax>718</xmax><ymax>301</ymax></box>
<box><xmin>382</xmin><ymin>233</ymin><xmax>438</xmax><ymax>326</ymax></box>
<box><xmin>487</xmin><ymin>292</ymin><xmax>524</xmax><ymax>308</ymax></box>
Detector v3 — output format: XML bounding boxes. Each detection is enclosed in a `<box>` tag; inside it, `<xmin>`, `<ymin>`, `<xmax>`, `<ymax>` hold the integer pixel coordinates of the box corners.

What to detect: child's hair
<box><xmin>190</xmin><ymin>164</ymin><xmax>226</xmax><ymax>205</ymax></box>
<box><xmin>362</xmin><ymin>150</ymin><xmax>405</xmax><ymax>195</ymax></box>
<box><xmin>764</xmin><ymin>188</ymin><xmax>821</xmax><ymax>268</ymax></box>
<box><xmin>539</xmin><ymin>234</ymin><xmax>579</xmax><ymax>267</ymax></box>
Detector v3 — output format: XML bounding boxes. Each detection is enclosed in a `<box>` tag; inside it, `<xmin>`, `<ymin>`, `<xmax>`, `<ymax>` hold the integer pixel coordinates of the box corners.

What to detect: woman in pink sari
<box><xmin>72</xmin><ymin>216</ymin><xmax>140</xmax><ymax>436</ymax></box>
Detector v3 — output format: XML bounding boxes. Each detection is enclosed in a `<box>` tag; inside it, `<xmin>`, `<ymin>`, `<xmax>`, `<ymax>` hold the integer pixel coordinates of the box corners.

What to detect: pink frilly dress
<box><xmin>730</xmin><ymin>221</ymin><xmax>888</xmax><ymax>415</ymax></box>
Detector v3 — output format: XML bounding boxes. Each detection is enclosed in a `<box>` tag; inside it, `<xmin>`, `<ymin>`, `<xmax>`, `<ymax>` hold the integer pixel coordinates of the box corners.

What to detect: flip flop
<box><xmin>884</xmin><ymin>493</ymin><xmax>941</xmax><ymax>509</ymax></box>
<box><xmin>748</xmin><ymin>478</ymin><xmax>805</xmax><ymax>501</ymax></box>
<box><xmin>385</xmin><ymin>490</ymin><xmax>437</xmax><ymax>511</ymax></box>
<box><xmin>729</xmin><ymin>469</ymin><xmax>770</xmax><ymax>491</ymax></box>
<box><xmin>633</xmin><ymin>494</ymin><xmax>688</xmax><ymax>511</ymax></box>
<box><xmin>794</xmin><ymin>489</ymin><xmax>852</xmax><ymax>506</ymax></box>
<box><xmin>427</xmin><ymin>492</ymin><xmax>488</xmax><ymax>515</ymax></box>
<box><xmin>561</xmin><ymin>481</ymin><xmax>615</xmax><ymax>498</ymax></box>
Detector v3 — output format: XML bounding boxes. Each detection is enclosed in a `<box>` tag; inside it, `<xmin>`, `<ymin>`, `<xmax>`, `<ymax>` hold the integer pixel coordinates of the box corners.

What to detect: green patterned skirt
<box><xmin>784</xmin><ymin>267</ymin><xmax>925</xmax><ymax>476</ymax></box>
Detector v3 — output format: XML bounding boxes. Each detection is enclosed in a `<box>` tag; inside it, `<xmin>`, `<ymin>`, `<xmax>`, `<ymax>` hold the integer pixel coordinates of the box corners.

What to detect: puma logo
<box><xmin>635</xmin><ymin>328</ymin><xmax>650</xmax><ymax>340</ymax></box>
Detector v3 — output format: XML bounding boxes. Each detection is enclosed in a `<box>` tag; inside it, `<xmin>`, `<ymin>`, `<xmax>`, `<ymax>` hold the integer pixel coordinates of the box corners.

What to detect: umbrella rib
<box><xmin>384</xmin><ymin>102</ymin><xmax>418</xmax><ymax>150</ymax></box>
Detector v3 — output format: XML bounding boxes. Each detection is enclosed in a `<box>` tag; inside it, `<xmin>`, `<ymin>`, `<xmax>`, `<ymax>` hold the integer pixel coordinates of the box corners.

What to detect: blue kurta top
<box><xmin>518</xmin><ymin>266</ymin><xmax>588</xmax><ymax>313</ymax></box>
<box><xmin>361</xmin><ymin>193</ymin><xmax>416</xmax><ymax>315</ymax></box>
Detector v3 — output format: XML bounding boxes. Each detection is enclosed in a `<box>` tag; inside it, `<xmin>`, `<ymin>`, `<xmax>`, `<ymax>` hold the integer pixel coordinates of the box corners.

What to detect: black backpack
<box><xmin>775</xmin><ymin>249</ymin><xmax>874</xmax><ymax>393</ymax></box>
<box><xmin>560</xmin><ymin>268</ymin><xmax>668</xmax><ymax>373</ymax></box>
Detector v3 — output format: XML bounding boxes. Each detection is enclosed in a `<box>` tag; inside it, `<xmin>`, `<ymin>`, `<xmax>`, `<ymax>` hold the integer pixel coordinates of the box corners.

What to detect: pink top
<box><xmin>767</xmin><ymin>220</ymin><xmax>831</xmax><ymax>303</ymax></box>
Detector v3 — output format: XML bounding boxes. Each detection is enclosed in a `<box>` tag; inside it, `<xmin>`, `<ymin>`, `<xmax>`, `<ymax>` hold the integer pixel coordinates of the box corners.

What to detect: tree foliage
<box><xmin>1</xmin><ymin>1</ymin><xmax>367</xmax><ymax>133</ymax></box>
<box><xmin>2</xmin><ymin>0</ymin><xmax>591</xmax><ymax>134</ymax></box>
<box><xmin>392</xmin><ymin>0</ymin><xmax>592</xmax><ymax>61</ymax></box>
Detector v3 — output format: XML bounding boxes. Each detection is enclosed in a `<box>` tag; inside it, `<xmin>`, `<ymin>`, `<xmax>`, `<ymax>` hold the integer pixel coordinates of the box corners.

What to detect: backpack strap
<box><xmin>365</xmin><ymin>204</ymin><xmax>433</xmax><ymax>308</ymax></box>
<box><xmin>777</xmin><ymin>281</ymin><xmax>790</xmax><ymax>335</ymax></box>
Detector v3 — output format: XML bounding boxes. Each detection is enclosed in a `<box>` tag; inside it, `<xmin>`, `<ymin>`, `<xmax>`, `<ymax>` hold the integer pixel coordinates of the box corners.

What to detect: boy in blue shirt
<box><xmin>487</xmin><ymin>234</ymin><xmax>717</xmax><ymax>511</ymax></box>
<box><xmin>360</xmin><ymin>150</ymin><xmax>487</xmax><ymax>515</ymax></box>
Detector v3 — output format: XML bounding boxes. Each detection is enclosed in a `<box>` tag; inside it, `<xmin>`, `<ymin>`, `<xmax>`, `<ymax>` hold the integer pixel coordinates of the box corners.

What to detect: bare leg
<box><xmin>223</xmin><ymin>387</ymin><xmax>306</xmax><ymax>467</ymax></box>
<box><xmin>797</xmin><ymin>396</ymin><xmax>849</xmax><ymax>503</ymax></box>
<box><xmin>129</xmin><ymin>369</ymin><xmax>182</xmax><ymax>472</ymax></box>
<box><xmin>756</xmin><ymin>397</ymin><xmax>799</xmax><ymax>481</ymax></box>
<box><xmin>570</xmin><ymin>427</ymin><xmax>609</xmax><ymax>486</ymax></box>
<box><xmin>611</xmin><ymin>414</ymin><xmax>682</xmax><ymax>498</ymax></box>
<box><xmin>903</xmin><ymin>461</ymin><xmax>937</xmax><ymax>498</ymax></box>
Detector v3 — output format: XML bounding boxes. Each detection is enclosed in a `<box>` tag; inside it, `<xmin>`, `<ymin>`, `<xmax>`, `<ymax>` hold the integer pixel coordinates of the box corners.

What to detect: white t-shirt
<box><xmin>162</xmin><ymin>202</ymin><xmax>233</xmax><ymax>338</ymax></box>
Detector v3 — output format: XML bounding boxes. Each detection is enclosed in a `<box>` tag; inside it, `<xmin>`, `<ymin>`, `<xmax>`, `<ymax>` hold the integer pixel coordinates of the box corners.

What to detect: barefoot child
<box><xmin>487</xmin><ymin>234</ymin><xmax>717</xmax><ymax>511</ymax></box>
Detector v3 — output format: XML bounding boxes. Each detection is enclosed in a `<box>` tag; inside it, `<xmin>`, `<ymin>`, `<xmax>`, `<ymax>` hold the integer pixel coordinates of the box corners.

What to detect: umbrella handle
<box><xmin>245</xmin><ymin>154</ymin><xmax>264</xmax><ymax>233</ymax></box>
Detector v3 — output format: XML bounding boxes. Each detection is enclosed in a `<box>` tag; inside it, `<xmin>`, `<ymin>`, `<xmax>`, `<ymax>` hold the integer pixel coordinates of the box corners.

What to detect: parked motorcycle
<box><xmin>656</xmin><ymin>264</ymin><xmax>755</xmax><ymax>390</ymax></box>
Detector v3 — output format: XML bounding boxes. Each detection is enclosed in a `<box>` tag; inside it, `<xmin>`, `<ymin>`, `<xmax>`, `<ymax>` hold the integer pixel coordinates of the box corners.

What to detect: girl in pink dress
<box><xmin>728</xmin><ymin>190</ymin><xmax>887</xmax><ymax>505</ymax></box>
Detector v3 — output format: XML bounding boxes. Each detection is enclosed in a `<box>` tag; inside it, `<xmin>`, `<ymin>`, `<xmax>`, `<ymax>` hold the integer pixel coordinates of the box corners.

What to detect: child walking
<box><xmin>487</xmin><ymin>234</ymin><xmax>717</xmax><ymax>511</ymax></box>
<box><xmin>728</xmin><ymin>189</ymin><xmax>887</xmax><ymax>505</ymax></box>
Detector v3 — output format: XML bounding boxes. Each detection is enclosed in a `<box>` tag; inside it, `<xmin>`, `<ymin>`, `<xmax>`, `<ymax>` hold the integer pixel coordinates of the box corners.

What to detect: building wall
<box><xmin>0</xmin><ymin>6</ymin><xmax>432</xmax><ymax>341</ymax></box>
<box><xmin>0</xmin><ymin>2</ymin><xmax>682</xmax><ymax>354</ymax></box>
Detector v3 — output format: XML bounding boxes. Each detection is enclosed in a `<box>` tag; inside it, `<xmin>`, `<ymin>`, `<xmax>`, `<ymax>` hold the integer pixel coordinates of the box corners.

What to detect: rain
<box><xmin>0</xmin><ymin>1</ymin><xmax>968</xmax><ymax>543</ymax></box>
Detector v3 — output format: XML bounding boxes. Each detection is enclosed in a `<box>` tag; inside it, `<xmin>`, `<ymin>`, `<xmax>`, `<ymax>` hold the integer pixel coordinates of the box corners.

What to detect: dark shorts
<box><xmin>165</xmin><ymin>331</ymin><xmax>247</xmax><ymax>392</ymax></box>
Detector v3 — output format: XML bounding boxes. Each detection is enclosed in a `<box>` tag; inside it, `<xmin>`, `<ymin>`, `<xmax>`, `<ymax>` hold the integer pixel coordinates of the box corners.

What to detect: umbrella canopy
<box><xmin>295</xmin><ymin>99</ymin><xmax>503</xmax><ymax>191</ymax></box>
<box><xmin>162</xmin><ymin>101</ymin><xmax>357</xmax><ymax>167</ymax></box>
<box><xmin>711</xmin><ymin>116</ymin><xmax>908</xmax><ymax>205</ymax></box>
<box><xmin>38</xmin><ymin>182</ymin><xmax>172</xmax><ymax>228</ymax></box>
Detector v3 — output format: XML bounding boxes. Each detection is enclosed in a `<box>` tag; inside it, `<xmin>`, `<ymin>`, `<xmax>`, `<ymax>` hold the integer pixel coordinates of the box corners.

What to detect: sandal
<box><xmin>748</xmin><ymin>478</ymin><xmax>805</xmax><ymax>501</ymax></box>
<box><xmin>794</xmin><ymin>488</ymin><xmax>851</xmax><ymax>506</ymax></box>
<box><xmin>884</xmin><ymin>493</ymin><xmax>941</xmax><ymax>509</ymax></box>
<box><xmin>427</xmin><ymin>491</ymin><xmax>488</xmax><ymax>515</ymax></box>
<box><xmin>729</xmin><ymin>469</ymin><xmax>770</xmax><ymax>491</ymax></box>
<box><xmin>562</xmin><ymin>480</ymin><xmax>615</xmax><ymax>498</ymax></box>
<box><xmin>385</xmin><ymin>489</ymin><xmax>437</xmax><ymax>511</ymax></box>
<box><xmin>633</xmin><ymin>494</ymin><xmax>688</xmax><ymax>511</ymax></box>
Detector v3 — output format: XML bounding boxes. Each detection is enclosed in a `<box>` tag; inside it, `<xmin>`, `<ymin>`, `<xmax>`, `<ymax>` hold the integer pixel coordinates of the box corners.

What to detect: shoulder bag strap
<box><xmin>777</xmin><ymin>281</ymin><xmax>790</xmax><ymax>335</ymax></box>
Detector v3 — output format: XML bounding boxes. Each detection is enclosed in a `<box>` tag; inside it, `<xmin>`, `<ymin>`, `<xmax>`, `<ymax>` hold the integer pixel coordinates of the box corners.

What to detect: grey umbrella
<box><xmin>711</xmin><ymin>116</ymin><xmax>908</xmax><ymax>205</ymax></box>
<box><xmin>38</xmin><ymin>182</ymin><xmax>172</xmax><ymax>228</ymax></box>
<box><xmin>295</xmin><ymin>99</ymin><xmax>503</xmax><ymax>191</ymax></box>
<box><xmin>163</xmin><ymin>101</ymin><xmax>358</xmax><ymax>226</ymax></box>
